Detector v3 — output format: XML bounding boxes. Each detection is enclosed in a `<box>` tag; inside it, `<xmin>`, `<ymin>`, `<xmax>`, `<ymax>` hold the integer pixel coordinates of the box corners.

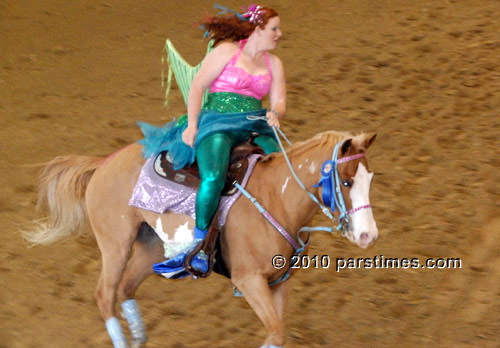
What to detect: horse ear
<box><xmin>341</xmin><ymin>139</ymin><xmax>353</xmax><ymax>155</ymax></box>
<box><xmin>364</xmin><ymin>133</ymin><xmax>377</xmax><ymax>150</ymax></box>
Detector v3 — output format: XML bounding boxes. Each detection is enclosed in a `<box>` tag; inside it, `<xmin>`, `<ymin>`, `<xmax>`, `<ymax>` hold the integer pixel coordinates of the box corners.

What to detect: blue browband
<box><xmin>313</xmin><ymin>142</ymin><xmax>348</xmax><ymax>231</ymax></box>
<box><xmin>314</xmin><ymin>142</ymin><xmax>369</xmax><ymax>232</ymax></box>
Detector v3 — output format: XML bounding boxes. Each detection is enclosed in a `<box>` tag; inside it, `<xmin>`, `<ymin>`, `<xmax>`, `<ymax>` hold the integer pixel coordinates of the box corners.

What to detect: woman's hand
<box><xmin>266</xmin><ymin>110</ymin><xmax>280</xmax><ymax>128</ymax></box>
<box><xmin>182</xmin><ymin>126</ymin><xmax>198</xmax><ymax>147</ymax></box>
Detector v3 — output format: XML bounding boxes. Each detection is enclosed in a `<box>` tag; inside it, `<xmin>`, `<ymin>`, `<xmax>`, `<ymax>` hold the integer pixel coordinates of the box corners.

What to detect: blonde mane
<box><xmin>263</xmin><ymin>130</ymin><xmax>354</xmax><ymax>162</ymax></box>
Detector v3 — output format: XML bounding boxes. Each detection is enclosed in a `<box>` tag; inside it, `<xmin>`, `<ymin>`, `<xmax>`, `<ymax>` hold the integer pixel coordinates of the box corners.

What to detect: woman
<box><xmin>143</xmin><ymin>5</ymin><xmax>286</xmax><ymax>276</ymax></box>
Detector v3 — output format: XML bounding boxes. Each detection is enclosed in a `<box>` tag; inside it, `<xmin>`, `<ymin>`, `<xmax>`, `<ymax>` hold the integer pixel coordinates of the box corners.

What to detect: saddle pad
<box><xmin>129</xmin><ymin>154</ymin><xmax>261</xmax><ymax>227</ymax></box>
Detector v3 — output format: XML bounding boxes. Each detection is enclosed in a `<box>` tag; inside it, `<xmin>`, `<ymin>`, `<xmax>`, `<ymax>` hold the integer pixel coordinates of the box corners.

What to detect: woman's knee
<box><xmin>200</xmin><ymin>171</ymin><xmax>226</xmax><ymax>194</ymax></box>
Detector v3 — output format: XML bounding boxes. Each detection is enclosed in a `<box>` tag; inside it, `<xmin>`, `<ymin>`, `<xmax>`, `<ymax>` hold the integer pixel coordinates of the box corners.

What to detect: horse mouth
<box><xmin>358</xmin><ymin>232</ymin><xmax>377</xmax><ymax>249</ymax></box>
<box><xmin>346</xmin><ymin>231</ymin><xmax>377</xmax><ymax>249</ymax></box>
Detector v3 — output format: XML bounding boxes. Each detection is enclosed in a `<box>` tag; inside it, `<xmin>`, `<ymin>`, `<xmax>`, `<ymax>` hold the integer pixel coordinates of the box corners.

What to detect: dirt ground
<box><xmin>1</xmin><ymin>0</ymin><xmax>499</xmax><ymax>347</ymax></box>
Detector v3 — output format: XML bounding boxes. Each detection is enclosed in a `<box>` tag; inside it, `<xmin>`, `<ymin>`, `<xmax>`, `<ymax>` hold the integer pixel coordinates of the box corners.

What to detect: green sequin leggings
<box><xmin>195</xmin><ymin>131</ymin><xmax>279</xmax><ymax>230</ymax></box>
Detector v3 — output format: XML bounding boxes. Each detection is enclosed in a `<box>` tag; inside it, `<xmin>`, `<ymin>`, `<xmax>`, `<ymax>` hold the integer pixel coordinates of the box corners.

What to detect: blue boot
<box><xmin>153</xmin><ymin>227</ymin><xmax>209</xmax><ymax>276</ymax></box>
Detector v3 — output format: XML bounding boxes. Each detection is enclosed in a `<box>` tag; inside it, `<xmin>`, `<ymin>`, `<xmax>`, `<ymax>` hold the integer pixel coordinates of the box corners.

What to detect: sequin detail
<box><xmin>129</xmin><ymin>154</ymin><xmax>262</xmax><ymax>227</ymax></box>
<box><xmin>203</xmin><ymin>92</ymin><xmax>263</xmax><ymax>113</ymax></box>
<box><xmin>175</xmin><ymin>92</ymin><xmax>262</xmax><ymax>126</ymax></box>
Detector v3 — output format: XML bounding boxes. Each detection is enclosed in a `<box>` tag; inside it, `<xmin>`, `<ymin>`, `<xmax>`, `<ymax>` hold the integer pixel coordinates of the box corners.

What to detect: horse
<box><xmin>24</xmin><ymin>130</ymin><xmax>378</xmax><ymax>348</ymax></box>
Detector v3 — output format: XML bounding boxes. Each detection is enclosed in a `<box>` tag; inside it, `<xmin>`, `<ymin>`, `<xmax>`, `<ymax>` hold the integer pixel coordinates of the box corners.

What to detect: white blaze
<box><xmin>348</xmin><ymin>163</ymin><xmax>378</xmax><ymax>247</ymax></box>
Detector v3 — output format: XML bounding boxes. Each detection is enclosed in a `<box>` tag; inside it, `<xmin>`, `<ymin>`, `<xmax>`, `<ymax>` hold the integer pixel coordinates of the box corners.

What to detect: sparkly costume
<box><xmin>139</xmin><ymin>39</ymin><xmax>279</xmax><ymax>274</ymax></box>
<box><xmin>209</xmin><ymin>39</ymin><xmax>273</xmax><ymax>99</ymax></box>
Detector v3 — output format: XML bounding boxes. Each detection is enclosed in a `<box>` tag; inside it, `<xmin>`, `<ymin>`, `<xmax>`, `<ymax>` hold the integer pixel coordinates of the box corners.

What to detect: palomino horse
<box><xmin>25</xmin><ymin>130</ymin><xmax>378</xmax><ymax>348</ymax></box>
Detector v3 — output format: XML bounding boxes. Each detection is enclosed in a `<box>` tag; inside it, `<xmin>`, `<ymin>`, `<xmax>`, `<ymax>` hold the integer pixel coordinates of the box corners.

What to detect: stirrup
<box><xmin>153</xmin><ymin>250</ymin><xmax>209</xmax><ymax>274</ymax></box>
<box><xmin>188</xmin><ymin>227</ymin><xmax>209</xmax><ymax>272</ymax></box>
<box><xmin>190</xmin><ymin>250</ymin><xmax>209</xmax><ymax>272</ymax></box>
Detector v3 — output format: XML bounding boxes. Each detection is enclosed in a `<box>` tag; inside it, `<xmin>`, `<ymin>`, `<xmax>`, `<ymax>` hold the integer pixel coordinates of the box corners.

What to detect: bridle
<box><xmin>234</xmin><ymin>125</ymin><xmax>374</xmax><ymax>286</ymax></box>
<box><xmin>314</xmin><ymin>141</ymin><xmax>372</xmax><ymax>235</ymax></box>
<box><xmin>242</xmin><ymin>120</ymin><xmax>373</xmax><ymax>235</ymax></box>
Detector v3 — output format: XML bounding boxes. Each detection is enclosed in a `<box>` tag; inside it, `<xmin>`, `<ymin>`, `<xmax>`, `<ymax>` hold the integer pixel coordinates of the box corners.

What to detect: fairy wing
<box><xmin>163</xmin><ymin>39</ymin><xmax>214</xmax><ymax>107</ymax></box>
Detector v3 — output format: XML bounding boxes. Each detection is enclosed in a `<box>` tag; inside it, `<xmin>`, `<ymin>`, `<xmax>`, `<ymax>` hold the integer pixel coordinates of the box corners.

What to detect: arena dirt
<box><xmin>1</xmin><ymin>1</ymin><xmax>499</xmax><ymax>347</ymax></box>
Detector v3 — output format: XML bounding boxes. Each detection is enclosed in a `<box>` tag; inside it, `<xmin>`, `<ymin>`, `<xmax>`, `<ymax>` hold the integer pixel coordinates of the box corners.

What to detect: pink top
<box><xmin>209</xmin><ymin>40</ymin><xmax>272</xmax><ymax>100</ymax></box>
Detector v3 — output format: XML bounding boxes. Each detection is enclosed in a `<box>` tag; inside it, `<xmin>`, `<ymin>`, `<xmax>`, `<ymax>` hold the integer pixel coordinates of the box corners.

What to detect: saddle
<box><xmin>154</xmin><ymin>136</ymin><xmax>264</xmax><ymax>278</ymax></box>
<box><xmin>154</xmin><ymin>137</ymin><xmax>263</xmax><ymax>196</ymax></box>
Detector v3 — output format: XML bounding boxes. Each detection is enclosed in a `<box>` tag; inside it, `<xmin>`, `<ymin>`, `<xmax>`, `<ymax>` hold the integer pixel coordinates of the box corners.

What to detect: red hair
<box><xmin>203</xmin><ymin>6</ymin><xmax>279</xmax><ymax>46</ymax></box>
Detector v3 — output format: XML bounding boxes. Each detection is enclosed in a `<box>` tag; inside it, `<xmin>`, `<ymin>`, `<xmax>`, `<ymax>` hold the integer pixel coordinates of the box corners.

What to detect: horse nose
<box><xmin>359</xmin><ymin>232</ymin><xmax>375</xmax><ymax>248</ymax></box>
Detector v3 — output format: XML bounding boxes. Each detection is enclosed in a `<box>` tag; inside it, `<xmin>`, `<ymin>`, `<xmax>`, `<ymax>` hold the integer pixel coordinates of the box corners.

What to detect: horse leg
<box><xmin>233</xmin><ymin>275</ymin><xmax>286</xmax><ymax>348</ymax></box>
<box><xmin>117</xmin><ymin>226</ymin><xmax>164</xmax><ymax>347</ymax></box>
<box><xmin>93</xmin><ymin>215</ymin><xmax>140</xmax><ymax>348</ymax></box>
<box><xmin>271</xmin><ymin>282</ymin><xmax>289</xmax><ymax>320</ymax></box>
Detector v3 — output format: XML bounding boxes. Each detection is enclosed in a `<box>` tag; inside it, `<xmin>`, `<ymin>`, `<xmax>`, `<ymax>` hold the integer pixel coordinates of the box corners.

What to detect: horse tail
<box><xmin>23</xmin><ymin>155</ymin><xmax>103</xmax><ymax>246</ymax></box>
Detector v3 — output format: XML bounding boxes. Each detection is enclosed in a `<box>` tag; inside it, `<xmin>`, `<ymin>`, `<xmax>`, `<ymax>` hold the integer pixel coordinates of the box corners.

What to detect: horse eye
<box><xmin>342</xmin><ymin>180</ymin><xmax>353</xmax><ymax>188</ymax></box>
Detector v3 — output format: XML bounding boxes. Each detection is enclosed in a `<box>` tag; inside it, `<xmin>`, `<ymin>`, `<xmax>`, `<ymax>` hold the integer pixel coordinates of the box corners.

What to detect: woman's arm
<box><xmin>182</xmin><ymin>42</ymin><xmax>237</xmax><ymax>147</ymax></box>
<box><xmin>266</xmin><ymin>54</ymin><xmax>286</xmax><ymax>128</ymax></box>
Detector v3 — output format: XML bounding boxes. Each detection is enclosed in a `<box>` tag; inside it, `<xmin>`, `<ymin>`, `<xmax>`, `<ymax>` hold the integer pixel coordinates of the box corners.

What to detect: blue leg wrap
<box><xmin>121</xmin><ymin>299</ymin><xmax>147</xmax><ymax>346</ymax></box>
<box><xmin>260</xmin><ymin>346</ymin><xmax>283</xmax><ymax>348</ymax></box>
<box><xmin>105</xmin><ymin>317</ymin><xmax>130</xmax><ymax>348</ymax></box>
